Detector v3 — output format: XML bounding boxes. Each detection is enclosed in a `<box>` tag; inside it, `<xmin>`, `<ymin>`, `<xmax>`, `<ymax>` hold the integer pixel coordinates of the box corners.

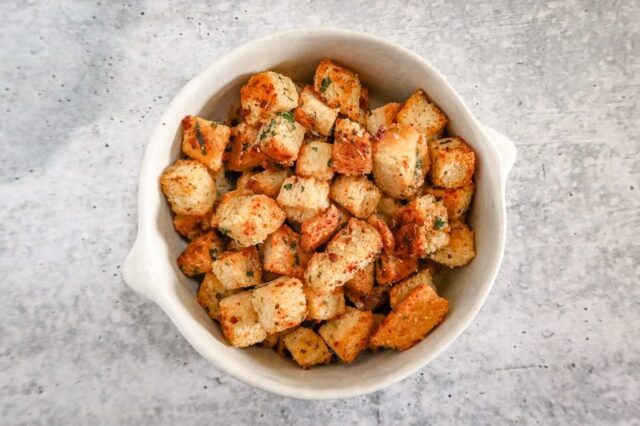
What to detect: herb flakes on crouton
<box><xmin>181</xmin><ymin>115</ymin><xmax>231</xmax><ymax>172</ymax></box>
<box><xmin>211</xmin><ymin>246</ymin><xmax>262</xmax><ymax>290</ymax></box>
<box><xmin>429</xmin><ymin>221</ymin><xmax>475</xmax><ymax>267</ymax></box>
<box><xmin>256</xmin><ymin>112</ymin><xmax>306</xmax><ymax>166</ymax></box>
<box><xmin>294</xmin><ymin>86</ymin><xmax>339</xmax><ymax>136</ymax></box>
<box><xmin>396</xmin><ymin>89</ymin><xmax>448</xmax><ymax>140</ymax></box>
<box><xmin>423</xmin><ymin>183</ymin><xmax>475</xmax><ymax>221</ymax></box>
<box><xmin>198</xmin><ymin>272</ymin><xmax>237</xmax><ymax>320</ymax></box>
<box><xmin>331</xmin><ymin>118</ymin><xmax>373</xmax><ymax>175</ymax></box>
<box><xmin>299</xmin><ymin>204</ymin><xmax>349</xmax><ymax>252</ymax></box>
<box><xmin>367</xmin><ymin>102</ymin><xmax>402</xmax><ymax>135</ymax></box>
<box><xmin>314</xmin><ymin>59</ymin><xmax>362</xmax><ymax>122</ymax></box>
<box><xmin>276</xmin><ymin>175</ymin><xmax>330</xmax><ymax>223</ymax></box>
<box><xmin>219</xmin><ymin>291</ymin><xmax>267</xmax><ymax>347</ymax></box>
<box><xmin>296</xmin><ymin>140</ymin><xmax>334</xmax><ymax>181</ymax></box>
<box><xmin>283</xmin><ymin>327</ymin><xmax>333</xmax><ymax>368</ymax></box>
<box><xmin>428</xmin><ymin>137</ymin><xmax>475</xmax><ymax>188</ymax></box>
<box><xmin>262</xmin><ymin>224</ymin><xmax>310</xmax><ymax>279</ymax></box>
<box><xmin>395</xmin><ymin>194</ymin><xmax>450</xmax><ymax>257</ymax></box>
<box><xmin>319</xmin><ymin>306</ymin><xmax>374</xmax><ymax>363</ymax></box>
<box><xmin>240</xmin><ymin>71</ymin><xmax>299</xmax><ymax>126</ymax></box>
<box><xmin>177</xmin><ymin>230</ymin><xmax>225</xmax><ymax>277</ymax></box>
<box><xmin>160</xmin><ymin>159</ymin><xmax>216</xmax><ymax>216</ymax></box>
<box><xmin>330</xmin><ymin>175</ymin><xmax>381</xmax><ymax>219</ymax></box>
<box><xmin>226</xmin><ymin>122</ymin><xmax>266</xmax><ymax>172</ymax></box>
<box><xmin>251</xmin><ymin>276</ymin><xmax>307</xmax><ymax>334</ymax></box>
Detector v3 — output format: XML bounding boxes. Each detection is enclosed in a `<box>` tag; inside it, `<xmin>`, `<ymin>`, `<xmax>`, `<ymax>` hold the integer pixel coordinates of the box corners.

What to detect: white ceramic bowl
<box><xmin>124</xmin><ymin>28</ymin><xmax>516</xmax><ymax>400</ymax></box>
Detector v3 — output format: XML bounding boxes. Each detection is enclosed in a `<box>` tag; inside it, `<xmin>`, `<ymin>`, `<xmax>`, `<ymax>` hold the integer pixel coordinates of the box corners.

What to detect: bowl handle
<box><xmin>481</xmin><ymin>124</ymin><xmax>517</xmax><ymax>178</ymax></box>
<box><xmin>123</xmin><ymin>237</ymin><xmax>157</xmax><ymax>303</ymax></box>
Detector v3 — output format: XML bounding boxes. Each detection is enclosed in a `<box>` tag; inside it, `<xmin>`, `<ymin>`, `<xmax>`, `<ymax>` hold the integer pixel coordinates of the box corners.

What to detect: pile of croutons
<box><xmin>160</xmin><ymin>59</ymin><xmax>476</xmax><ymax>369</ymax></box>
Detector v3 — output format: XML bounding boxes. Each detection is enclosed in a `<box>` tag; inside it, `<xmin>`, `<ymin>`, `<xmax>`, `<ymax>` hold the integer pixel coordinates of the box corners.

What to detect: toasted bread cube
<box><xmin>235</xmin><ymin>172</ymin><xmax>257</xmax><ymax>192</ymax></box>
<box><xmin>375</xmin><ymin>252</ymin><xmax>418</xmax><ymax>286</ymax></box>
<box><xmin>240</xmin><ymin>71</ymin><xmax>299</xmax><ymax>126</ymax></box>
<box><xmin>177</xmin><ymin>231</ymin><xmax>225</xmax><ymax>276</ymax></box>
<box><xmin>198</xmin><ymin>272</ymin><xmax>237</xmax><ymax>320</ymax></box>
<box><xmin>345</xmin><ymin>261</ymin><xmax>374</xmax><ymax>295</ymax></box>
<box><xmin>345</xmin><ymin>285</ymin><xmax>389</xmax><ymax>311</ymax></box>
<box><xmin>246</xmin><ymin>167</ymin><xmax>292</xmax><ymax>197</ymax></box>
<box><xmin>304</xmin><ymin>219</ymin><xmax>382</xmax><ymax>294</ymax></box>
<box><xmin>370</xmin><ymin>284</ymin><xmax>448</xmax><ymax>350</ymax></box>
<box><xmin>330</xmin><ymin>175</ymin><xmax>381</xmax><ymax>219</ymax></box>
<box><xmin>366</xmin><ymin>102</ymin><xmax>402</xmax><ymax>135</ymax></box>
<box><xmin>299</xmin><ymin>204</ymin><xmax>349</xmax><ymax>252</ymax></box>
<box><xmin>262</xmin><ymin>225</ymin><xmax>310</xmax><ymax>279</ymax></box>
<box><xmin>372</xmin><ymin>124</ymin><xmax>424</xmax><ymax>200</ymax></box>
<box><xmin>304</xmin><ymin>286</ymin><xmax>346</xmax><ymax>321</ymax></box>
<box><xmin>251</xmin><ymin>276</ymin><xmax>307</xmax><ymax>334</ymax></box>
<box><xmin>396</xmin><ymin>90</ymin><xmax>448</xmax><ymax>140</ymax></box>
<box><xmin>376</xmin><ymin>195</ymin><xmax>402</xmax><ymax>225</ymax></box>
<box><xmin>256</xmin><ymin>112</ymin><xmax>306</xmax><ymax>166</ymax></box>
<box><xmin>331</xmin><ymin>118</ymin><xmax>373</xmax><ymax>175</ymax></box>
<box><xmin>367</xmin><ymin>313</ymin><xmax>386</xmax><ymax>350</ymax></box>
<box><xmin>429</xmin><ymin>137</ymin><xmax>475</xmax><ymax>188</ymax></box>
<box><xmin>296</xmin><ymin>140</ymin><xmax>334</xmax><ymax>181</ymax></box>
<box><xmin>396</xmin><ymin>195</ymin><xmax>450</xmax><ymax>257</ymax></box>
<box><xmin>181</xmin><ymin>115</ymin><xmax>231</xmax><ymax>172</ymax></box>
<box><xmin>314</xmin><ymin>59</ymin><xmax>361</xmax><ymax>121</ymax></box>
<box><xmin>215</xmin><ymin>192</ymin><xmax>286</xmax><ymax>247</ymax></box>
<box><xmin>294</xmin><ymin>86</ymin><xmax>339</xmax><ymax>136</ymax></box>
<box><xmin>423</xmin><ymin>183</ymin><xmax>474</xmax><ymax>221</ymax></box>
<box><xmin>173</xmin><ymin>211</ymin><xmax>212</xmax><ymax>240</ymax></box>
<box><xmin>319</xmin><ymin>307</ymin><xmax>374</xmax><ymax>363</ymax></box>
<box><xmin>276</xmin><ymin>176</ymin><xmax>330</xmax><ymax>223</ymax></box>
<box><xmin>429</xmin><ymin>221</ymin><xmax>475</xmax><ymax>267</ymax></box>
<box><xmin>226</xmin><ymin>123</ymin><xmax>265</xmax><ymax>171</ymax></box>
<box><xmin>366</xmin><ymin>215</ymin><xmax>395</xmax><ymax>254</ymax></box>
<box><xmin>211</xmin><ymin>246</ymin><xmax>262</xmax><ymax>290</ymax></box>
<box><xmin>389</xmin><ymin>269</ymin><xmax>435</xmax><ymax>309</ymax></box>
<box><xmin>219</xmin><ymin>291</ymin><xmax>267</xmax><ymax>347</ymax></box>
<box><xmin>160</xmin><ymin>159</ymin><xmax>216</xmax><ymax>216</ymax></box>
<box><xmin>283</xmin><ymin>328</ymin><xmax>333</xmax><ymax>368</ymax></box>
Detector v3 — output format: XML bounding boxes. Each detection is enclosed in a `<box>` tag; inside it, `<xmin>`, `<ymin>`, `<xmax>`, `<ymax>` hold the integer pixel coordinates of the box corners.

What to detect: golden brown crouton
<box><xmin>376</xmin><ymin>195</ymin><xmax>403</xmax><ymax>226</ymax></box>
<box><xmin>181</xmin><ymin>115</ymin><xmax>231</xmax><ymax>172</ymax></box>
<box><xmin>296</xmin><ymin>140</ymin><xmax>334</xmax><ymax>181</ymax></box>
<box><xmin>345</xmin><ymin>285</ymin><xmax>389</xmax><ymax>311</ymax></box>
<box><xmin>197</xmin><ymin>272</ymin><xmax>237</xmax><ymax>320</ymax></box>
<box><xmin>160</xmin><ymin>159</ymin><xmax>216</xmax><ymax>216</ymax></box>
<box><xmin>246</xmin><ymin>167</ymin><xmax>292</xmax><ymax>197</ymax></box>
<box><xmin>366</xmin><ymin>102</ymin><xmax>402</xmax><ymax>135</ymax></box>
<box><xmin>314</xmin><ymin>59</ymin><xmax>362</xmax><ymax>122</ymax></box>
<box><xmin>226</xmin><ymin>122</ymin><xmax>266</xmax><ymax>172</ymax></box>
<box><xmin>304</xmin><ymin>286</ymin><xmax>346</xmax><ymax>321</ymax></box>
<box><xmin>276</xmin><ymin>175</ymin><xmax>330</xmax><ymax>223</ymax></box>
<box><xmin>330</xmin><ymin>175</ymin><xmax>382</xmax><ymax>219</ymax></box>
<box><xmin>370</xmin><ymin>284</ymin><xmax>448</xmax><ymax>351</ymax></box>
<box><xmin>299</xmin><ymin>204</ymin><xmax>349</xmax><ymax>252</ymax></box>
<box><xmin>177</xmin><ymin>231</ymin><xmax>225</xmax><ymax>276</ymax></box>
<box><xmin>367</xmin><ymin>313</ymin><xmax>386</xmax><ymax>351</ymax></box>
<box><xmin>262</xmin><ymin>224</ymin><xmax>310</xmax><ymax>279</ymax></box>
<box><xmin>375</xmin><ymin>252</ymin><xmax>418</xmax><ymax>286</ymax></box>
<box><xmin>389</xmin><ymin>269</ymin><xmax>435</xmax><ymax>309</ymax></box>
<box><xmin>366</xmin><ymin>215</ymin><xmax>395</xmax><ymax>254</ymax></box>
<box><xmin>428</xmin><ymin>137</ymin><xmax>476</xmax><ymax>188</ymax></box>
<box><xmin>251</xmin><ymin>276</ymin><xmax>307</xmax><ymax>334</ymax></box>
<box><xmin>395</xmin><ymin>194</ymin><xmax>450</xmax><ymax>257</ymax></box>
<box><xmin>331</xmin><ymin>118</ymin><xmax>373</xmax><ymax>175</ymax></box>
<box><xmin>210</xmin><ymin>246</ymin><xmax>262</xmax><ymax>290</ymax></box>
<box><xmin>396</xmin><ymin>89</ymin><xmax>448</xmax><ymax>140</ymax></box>
<box><xmin>173</xmin><ymin>211</ymin><xmax>212</xmax><ymax>240</ymax></box>
<box><xmin>344</xmin><ymin>261</ymin><xmax>375</xmax><ymax>296</ymax></box>
<box><xmin>240</xmin><ymin>71</ymin><xmax>299</xmax><ymax>126</ymax></box>
<box><xmin>429</xmin><ymin>221</ymin><xmax>476</xmax><ymax>267</ymax></box>
<box><xmin>219</xmin><ymin>291</ymin><xmax>267</xmax><ymax>347</ymax></box>
<box><xmin>256</xmin><ymin>112</ymin><xmax>306</xmax><ymax>166</ymax></box>
<box><xmin>294</xmin><ymin>86</ymin><xmax>339</xmax><ymax>136</ymax></box>
<box><xmin>283</xmin><ymin>327</ymin><xmax>333</xmax><ymax>368</ymax></box>
<box><xmin>318</xmin><ymin>307</ymin><xmax>374</xmax><ymax>363</ymax></box>
<box><xmin>423</xmin><ymin>183</ymin><xmax>475</xmax><ymax>221</ymax></box>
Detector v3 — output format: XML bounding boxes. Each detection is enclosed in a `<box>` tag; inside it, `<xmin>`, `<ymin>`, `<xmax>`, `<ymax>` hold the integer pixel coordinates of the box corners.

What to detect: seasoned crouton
<box><xmin>214</xmin><ymin>192</ymin><xmax>286</xmax><ymax>247</ymax></box>
<box><xmin>389</xmin><ymin>269</ymin><xmax>435</xmax><ymax>309</ymax></box>
<box><xmin>345</xmin><ymin>285</ymin><xmax>389</xmax><ymax>311</ymax></box>
<box><xmin>214</xmin><ymin>167</ymin><xmax>234</xmax><ymax>199</ymax></box>
<box><xmin>160</xmin><ymin>159</ymin><xmax>216</xmax><ymax>216</ymax></box>
<box><xmin>366</xmin><ymin>102</ymin><xmax>402</xmax><ymax>135</ymax></box>
<box><xmin>344</xmin><ymin>261</ymin><xmax>375</xmax><ymax>296</ymax></box>
<box><xmin>294</xmin><ymin>86</ymin><xmax>339</xmax><ymax>136</ymax></box>
<box><xmin>396</xmin><ymin>89</ymin><xmax>448</xmax><ymax>140</ymax></box>
<box><xmin>367</xmin><ymin>313</ymin><xmax>386</xmax><ymax>350</ymax></box>
<box><xmin>376</xmin><ymin>195</ymin><xmax>403</xmax><ymax>226</ymax></box>
<box><xmin>240</xmin><ymin>71</ymin><xmax>299</xmax><ymax>126</ymax></box>
<box><xmin>423</xmin><ymin>183</ymin><xmax>474</xmax><ymax>221</ymax></box>
<box><xmin>304</xmin><ymin>219</ymin><xmax>382</xmax><ymax>294</ymax></box>
<box><xmin>372</xmin><ymin>124</ymin><xmax>424</xmax><ymax>200</ymax></box>
<box><xmin>210</xmin><ymin>246</ymin><xmax>262</xmax><ymax>290</ymax></box>
<box><xmin>251</xmin><ymin>276</ymin><xmax>307</xmax><ymax>334</ymax></box>
<box><xmin>181</xmin><ymin>115</ymin><xmax>231</xmax><ymax>172</ymax></box>
<box><xmin>173</xmin><ymin>211</ymin><xmax>212</xmax><ymax>240</ymax></box>
<box><xmin>256</xmin><ymin>112</ymin><xmax>306</xmax><ymax>166</ymax></box>
<box><xmin>226</xmin><ymin>122</ymin><xmax>265</xmax><ymax>172</ymax></box>
<box><xmin>246</xmin><ymin>167</ymin><xmax>292</xmax><ymax>197</ymax></box>
<box><xmin>429</xmin><ymin>137</ymin><xmax>476</xmax><ymax>188</ymax></box>
<box><xmin>276</xmin><ymin>176</ymin><xmax>330</xmax><ymax>223</ymax></box>
<box><xmin>395</xmin><ymin>194</ymin><xmax>450</xmax><ymax>257</ymax></box>
<box><xmin>219</xmin><ymin>291</ymin><xmax>267</xmax><ymax>347</ymax></box>
<box><xmin>429</xmin><ymin>221</ymin><xmax>475</xmax><ymax>267</ymax></box>
<box><xmin>235</xmin><ymin>172</ymin><xmax>257</xmax><ymax>192</ymax></box>
<box><xmin>296</xmin><ymin>140</ymin><xmax>334</xmax><ymax>181</ymax></box>
<box><xmin>330</xmin><ymin>175</ymin><xmax>381</xmax><ymax>219</ymax></box>
<box><xmin>314</xmin><ymin>59</ymin><xmax>362</xmax><ymax>122</ymax></box>
<box><xmin>262</xmin><ymin>224</ymin><xmax>310</xmax><ymax>279</ymax></box>
<box><xmin>375</xmin><ymin>252</ymin><xmax>418</xmax><ymax>286</ymax></box>
<box><xmin>366</xmin><ymin>215</ymin><xmax>395</xmax><ymax>254</ymax></box>
<box><xmin>370</xmin><ymin>284</ymin><xmax>448</xmax><ymax>350</ymax></box>
<box><xmin>318</xmin><ymin>307</ymin><xmax>374</xmax><ymax>363</ymax></box>
<box><xmin>331</xmin><ymin>118</ymin><xmax>373</xmax><ymax>175</ymax></box>
<box><xmin>177</xmin><ymin>231</ymin><xmax>225</xmax><ymax>276</ymax></box>
<box><xmin>299</xmin><ymin>204</ymin><xmax>349</xmax><ymax>252</ymax></box>
<box><xmin>197</xmin><ymin>272</ymin><xmax>236</xmax><ymax>320</ymax></box>
<box><xmin>304</xmin><ymin>286</ymin><xmax>346</xmax><ymax>321</ymax></box>
<box><xmin>283</xmin><ymin>327</ymin><xmax>333</xmax><ymax>368</ymax></box>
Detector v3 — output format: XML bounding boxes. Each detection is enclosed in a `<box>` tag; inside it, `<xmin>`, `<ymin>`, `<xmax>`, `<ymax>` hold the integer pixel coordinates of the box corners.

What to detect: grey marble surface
<box><xmin>1</xmin><ymin>0</ymin><xmax>639</xmax><ymax>424</ymax></box>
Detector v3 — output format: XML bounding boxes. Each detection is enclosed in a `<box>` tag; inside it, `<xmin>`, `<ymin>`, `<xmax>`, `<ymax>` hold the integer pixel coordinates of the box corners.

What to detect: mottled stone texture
<box><xmin>1</xmin><ymin>0</ymin><xmax>638</xmax><ymax>424</ymax></box>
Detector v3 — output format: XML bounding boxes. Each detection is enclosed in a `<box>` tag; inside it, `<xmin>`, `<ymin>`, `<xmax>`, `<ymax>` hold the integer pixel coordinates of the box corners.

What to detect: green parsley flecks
<box><xmin>278</xmin><ymin>111</ymin><xmax>295</xmax><ymax>123</ymax></box>
<box><xmin>194</xmin><ymin>121</ymin><xmax>207</xmax><ymax>155</ymax></box>
<box><xmin>320</xmin><ymin>76</ymin><xmax>332</xmax><ymax>93</ymax></box>
<box><xmin>283</xmin><ymin>183</ymin><xmax>293</xmax><ymax>190</ymax></box>
<box><xmin>246</xmin><ymin>271</ymin><xmax>254</xmax><ymax>277</ymax></box>
<box><xmin>434</xmin><ymin>216</ymin><xmax>446</xmax><ymax>230</ymax></box>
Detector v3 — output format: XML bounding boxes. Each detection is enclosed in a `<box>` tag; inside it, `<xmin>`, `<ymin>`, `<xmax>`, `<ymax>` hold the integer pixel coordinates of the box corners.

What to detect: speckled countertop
<box><xmin>1</xmin><ymin>0</ymin><xmax>639</xmax><ymax>424</ymax></box>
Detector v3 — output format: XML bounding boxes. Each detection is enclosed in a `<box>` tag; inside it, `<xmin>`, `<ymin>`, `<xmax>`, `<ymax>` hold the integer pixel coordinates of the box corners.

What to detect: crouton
<box><xmin>219</xmin><ymin>291</ymin><xmax>267</xmax><ymax>347</ymax></box>
<box><xmin>181</xmin><ymin>115</ymin><xmax>231</xmax><ymax>172</ymax></box>
<box><xmin>197</xmin><ymin>272</ymin><xmax>236</xmax><ymax>320</ymax></box>
<box><xmin>372</xmin><ymin>124</ymin><xmax>424</xmax><ymax>200</ymax></box>
<box><xmin>173</xmin><ymin>211</ymin><xmax>212</xmax><ymax>240</ymax></box>
<box><xmin>375</xmin><ymin>252</ymin><xmax>418</xmax><ymax>286</ymax></box>
<box><xmin>296</xmin><ymin>140</ymin><xmax>334</xmax><ymax>181</ymax></box>
<box><xmin>246</xmin><ymin>167</ymin><xmax>292</xmax><ymax>197</ymax></box>
<box><xmin>299</xmin><ymin>204</ymin><xmax>349</xmax><ymax>252</ymax></box>
<box><xmin>366</xmin><ymin>215</ymin><xmax>395</xmax><ymax>254</ymax></box>
<box><xmin>276</xmin><ymin>176</ymin><xmax>330</xmax><ymax>223</ymax></box>
<box><xmin>251</xmin><ymin>276</ymin><xmax>307</xmax><ymax>334</ymax></box>
<box><xmin>331</xmin><ymin>118</ymin><xmax>373</xmax><ymax>175</ymax></box>
<box><xmin>214</xmin><ymin>167</ymin><xmax>234</xmax><ymax>199</ymax></box>
<box><xmin>396</xmin><ymin>89</ymin><xmax>448</xmax><ymax>140</ymax></box>
<box><xmin>318</xmin><ymin>307</ymin><xmax>374</xmax><ymax>363</ymax></box>
<box><xmin>345</xmin><ymin>285</ymin><xmax>389</xmax><ymax>311</ymax></box>
<box><xmin>160</xmin><ymin>159</ymin><xmax>216</xmax><ymax>216</ymax></box>
<box><xmin>304</xmin><ymin>286</ymin><xmax>346</xmax><ymax>321</ymax></box>
<box><xmin>214</xmin><ymin>192</ymin><xmax>286</xmax><ymax>247</ymax></box>
<box><xmin>177</xmin><ymin>231</ymin><xmax>225</xmax><ymax>276</ymax></box>
<box><xmin>366</xmin><ymin>102</ymin><xmax>402</xmax><ymax>135</ymax></box>
<box><xmin>283</xmin><ymin>327</ymin><xmax>333</xmax><ymax>368</ymax></box>
<box><xmin>294</xmin><ymin>86</ymin><xmax>339</xmax><ymax>136</ymax></box>
<box><xmin>376</xmin><ymin>195</ymin><xmax>403</xmax><ymax>226</ymax></box>
<box><xmin>395</xmin><ymin>194</ymin><xmax>450</xmax><ymax>257</ymax></box>
<box><xmin>423</xmin><ymin>183</ymin><xmax>474</xmax><ymax>221</ymax></box>
<box><xmin>235</xmin><ymin>172</ymin><xmax>256</xmax><ymax>192</ymax></box>
<box><xmin>330</xmin><ymin>175</ymin><xmax>381</xmax><ymax>219</ymax></box>
<box><xmin>304</xmin><ymin>219</ymin><xmax>382</xmax><ymax>294</ymax></box>
<box><xmin>429</xmin><ymin>137</ymin><xmax>475</xmax><ymax>188</ymax></box>
<box><xmin>344</xmin><ymin>261</ymin><xmax>375</xmax><ymax>296</ymax></box>
<box><xmin>262</xmin><ymin>224</ymin><xmax>310</xmax><ymax>279</ymax></box>
<box><xmin>389</xmin><ymin>269</ymin><xmax>435</xmax><ymax>309</ymax></box>
<box><xmin>210</xmin><ymin>246</ymin><xmax>262</xmax><ymax>290</ymax></box>
<box><xmin>314</xmin><ymin>59</ymin><xmax>362</xmax><ymax>122</ymax></box>
<box><xmin>370</xmin><ymin>284</ymin><xmax>448</xmax><ymax>350</ymax></box>
<box><xmin>240</xmin><ymin>71</ymin><xmax>299</xmax><ymax>126</ymax></box>
<box><xmin>429</xmin><ymin>221</ymin><xmax>475</xmax><ymax>267</ymax></box>
<box><xmin>226</xmin><ymin>122</ymin><xmax>265</xmax><ymax>172</ymax></box>
<box><xmin>256</xmin><ymin>112</ymin><xmax>306</xmax><ymax>166</ymax></box>
<box><xmin>260</xmin><ymin>332</ymin><xmax>280</xmax><ymax>348</ymax></box>
<box><xmin>367</xmin><ymin>313</ymin><xmax>386</xmax><ymax>350</ymax></box>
